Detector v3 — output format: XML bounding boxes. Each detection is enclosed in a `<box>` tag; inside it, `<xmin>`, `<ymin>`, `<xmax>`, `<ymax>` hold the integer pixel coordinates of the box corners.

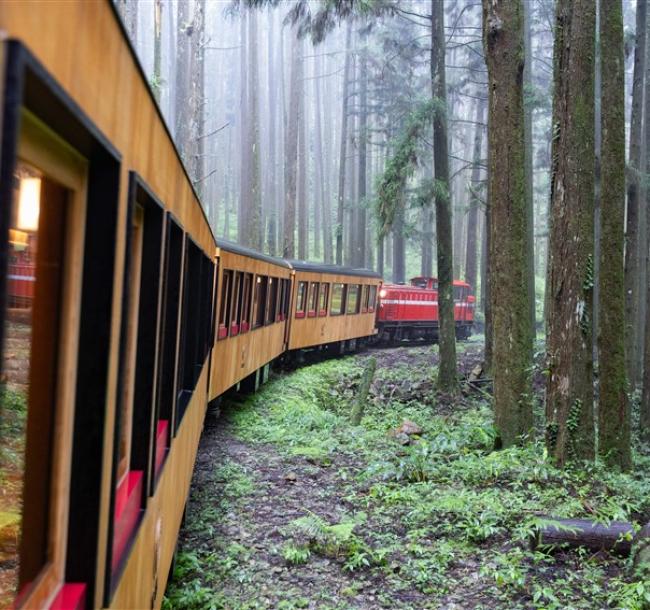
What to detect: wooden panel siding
<box><xmin>288</xmin><ymin>270</ymin><xmax>380</xmax><ymax>350</ymax></box>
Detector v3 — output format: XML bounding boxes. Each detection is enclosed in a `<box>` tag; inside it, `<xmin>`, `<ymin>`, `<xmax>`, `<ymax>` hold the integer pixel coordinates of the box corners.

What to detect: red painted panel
<box><xmin>217</xmin><ymin>326</ymin><xmax>228</xmax><ymax>339</ymax></box>
<box><xmin>155</xmin><ymin>420</ymin><xmax>169</xmax><ymax>476</ymax></box>
<box><xmin>112</xmin><ymin>471</ymin><xmax>143</xmax><ymax>571</ymax></box>
<box><xmin>241</xmin><ymin>321</ymin><xmax>250</xmax><ymax>333</ymax></box>
<box><xmin>230</xmin><ymin>322</ymin><xmax>239</xmax><ymax>337</ymax></box>
<box><xmin>49</xmin><ymin>584</ymin><xmax>86</xmax><ymax>610</ymax></box>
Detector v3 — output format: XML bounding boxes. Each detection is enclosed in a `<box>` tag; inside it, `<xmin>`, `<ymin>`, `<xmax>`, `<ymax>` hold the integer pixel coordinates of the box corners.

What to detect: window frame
<box><xmin>318</xmin><ymin>283</ymin><xmax>329</xmax><ymax>317</ymax></box>
<box><xmin>307</xmin><ymin>282</ymin><xmax>319</xmax><ymax>317</ymax></box>
<box><xmin>295</xmin><ymin>280</ymin><xmax>307</xmax><ymax>319</ymax></box>
<box><xmin>330</xmin><ymin>282</ymin><xmax>346</xmax><ymax>316</ymax></box>
<box><xmin>368</xmin><ymin>285</ymin><xmax>377</xmax><ymax>313</ymax></box>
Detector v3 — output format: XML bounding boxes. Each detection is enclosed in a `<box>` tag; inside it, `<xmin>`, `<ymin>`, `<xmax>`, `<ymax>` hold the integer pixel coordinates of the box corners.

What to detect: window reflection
<box><xmin>1</xmin><ymin>161</ymin><xmax>65</xmax><ymax>606</ymax></box>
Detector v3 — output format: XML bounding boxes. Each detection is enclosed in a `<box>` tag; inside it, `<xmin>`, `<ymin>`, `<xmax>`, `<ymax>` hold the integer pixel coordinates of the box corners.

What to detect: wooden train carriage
<box><xmin>287</xmin><ymin>262</ymin><xmax>381</xmax><ymax>351</ymax></box>
<box><xmin>0</xmin><ymin>3</ymin><xmax>217</xmax><ymax>610</ymax></box>
<box><xmin>209</xmin><ymin>241</ymin><xmax>292</xmax><ymax>399</ymax></box>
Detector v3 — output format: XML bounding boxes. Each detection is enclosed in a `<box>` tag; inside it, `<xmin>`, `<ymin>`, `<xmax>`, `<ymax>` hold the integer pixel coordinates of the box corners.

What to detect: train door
<box><xmin>0</xmin><ymin>111</ymin><xmax>88</xmax><ymax>609</ymax></box>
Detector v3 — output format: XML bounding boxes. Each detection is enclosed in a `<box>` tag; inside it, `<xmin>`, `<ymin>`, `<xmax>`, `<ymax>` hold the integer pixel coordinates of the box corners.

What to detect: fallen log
<box><xmin>530</xmin><ymin>518</ymin><xmax>635</xmax><ymax>555</ymax></box>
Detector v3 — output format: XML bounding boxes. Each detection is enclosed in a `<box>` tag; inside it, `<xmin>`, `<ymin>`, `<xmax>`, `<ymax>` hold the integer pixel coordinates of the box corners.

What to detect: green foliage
<box><xmin>375</xmin><ymin>98</ymin><xmax>442</xmax><ymax>238</ymax></box>
<box><xmin>166</xmin><ymin>354</ymin><xmax>650</xmax><ymax>608</ymax></box>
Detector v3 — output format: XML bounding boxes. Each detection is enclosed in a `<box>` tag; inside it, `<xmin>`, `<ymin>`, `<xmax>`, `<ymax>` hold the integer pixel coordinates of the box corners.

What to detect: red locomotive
<box><xmin>376</xmin><ymin>276</ymin><xmax>475</xmax><ymax>342</ymax></box>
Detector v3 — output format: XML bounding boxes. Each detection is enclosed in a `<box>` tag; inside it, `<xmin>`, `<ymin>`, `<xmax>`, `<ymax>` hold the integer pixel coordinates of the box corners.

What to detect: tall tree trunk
<box><xmin>598</xmin><ymin>0</ymin><xmax>631</xmax><ymax>470</ymax></box>
<box><xmin>354</xmin><ymin>39</ymin><xmax>368</xmax><ymax>268</ymax></box>
<box><xmin>238</xmin><ymin>13</ymin><xmax>249</xmax><ymax>244</ymax></box>
<box><xmin>484</xmin><ymin>201</ymin><xmax>493</xmax><ymax>372</ymax></box>
<box><xmin>191</xmin><ymin>0</ymin><xmax>205</xmax><ymax>191</ymax></box>
<box><xmin>640</xmin><ymin>6</ymin><xmax>650</xmax><ymax>444</ymax></box>
<box><xmin>266</xmin><ymin>8</ymin><xmax>277</xmax><ymax>255</ymax></box>
<box><xmin>392</xmin><ymin>209</ymin><xmax>406</xmax><ymax>283</ymax></box>
<box><xmin>432</xmin><ymin>0</ymin><xmax>457</xmax><ymax>392</ymax></box>
<box><xmin>545</xmin><ymin>0</ymin><xmax>596</xmax><ymax>465</ymax></box>
<box><xmin>483</xmin><ymin>0</ymin><xmax>533</xmax><ymax>447</ymax></box>
<box><xmin>175</xmin><ymin>0</ymin><xmax>192</xmax><ymax>160</ymax></box>
<box><xmin>153</xmin><ymin>0</ymin><xmax>163</xmax><ymax>102</ymax></box>
<box><xmin>523</xmin><ymin>0</ymin><xmax>537</xmax><ymax>332</ymax></box>
<box><xmin>247</xmin><ymin>9</ymin><xmax>263</xmax><ymax>250</ymax></box>
<box><xmin>298</xmin><ymin>36</ymin><xmax>308</xmax><ymax>260</ymax></box>
<box><xmin>283</xmin><ymin>26</ymin><xmax>301</xmax><ymax>258</ymax></box>
<box><xmin>625</xmin><ymin>0</ymin><xmax>647</xmax><ymax>385</ymax></box>
<box><xmin>465</xmin><ymin>94</ymin><xmax>486</xmax><ymax>292</ymax></box>
<box><xmin>315</xmin><ymin>53</ymin><xmax>333</xmax><ymax>263</ymax></box>
<box><xmin>336</xmin><ymin>23</ymin><xmax>353</xmax><ymax>265</ymax></box>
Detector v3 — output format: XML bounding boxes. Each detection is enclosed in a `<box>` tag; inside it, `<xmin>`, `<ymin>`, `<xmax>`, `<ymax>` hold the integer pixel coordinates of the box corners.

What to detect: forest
<box><xmin>115</xmin><ymin>0</ymin><xmax>650</xmax><ymax>608</ymax></box>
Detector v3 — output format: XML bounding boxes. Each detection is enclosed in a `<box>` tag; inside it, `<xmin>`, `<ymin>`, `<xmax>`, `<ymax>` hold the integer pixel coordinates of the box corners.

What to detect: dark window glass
<box><xmin>218</xmin><ymin>270</ymin><xmax>232</xmax><ymax>333</ymax></box>
<box><xmin>368</xmin><ymin>286</ymin><xmax>377</xmax><ymax>311</ymax></box>
<box><xmin>308</xmin><ymin>282</ymin><xmax>319</xmax><ymax>315</ymax></box>
<box><xmin>330</xmin><ymin>283</ymin><xmax>346</xmax><ymax>315</ymax></box>
<box><xmin>252</xmin><ymin>275</ymin><xmax>267</xmax><ymax>328</ymax></box>
<box><xmin>240</xmin><ymin>273</ymin><xmax>252</xmax><ymax>331</ymax></box>
<box><xmin>318</xmin><ymin>283</ymin><xmax>329</xmax><ymax>315</ymax></box>
<box><xmin>266</xmin><ymin>277</ymin><xmax>278</xmax><ymax>324</ymax></box>
<box><xmin>346</xmin><ymin>284</ymin><xmax>361</xmax><ymax>314</ymax></box>
<box><xmin>295</xmin><ymin>281</ymin><xmax>307</xmax><ymax>314</ymax></box>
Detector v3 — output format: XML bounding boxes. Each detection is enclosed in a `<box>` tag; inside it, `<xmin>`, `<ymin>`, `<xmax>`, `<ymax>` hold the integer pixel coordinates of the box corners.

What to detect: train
<box><xmin>0</xmin><ymin>3</ymin><xmax>473</xmax><ymax>609</ymax></box>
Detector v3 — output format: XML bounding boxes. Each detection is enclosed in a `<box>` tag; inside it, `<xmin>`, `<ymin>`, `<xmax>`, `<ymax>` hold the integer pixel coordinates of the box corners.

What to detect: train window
<box><xmin>330</xmin><ymin>283</ymin><xmax>346</xmax><ymax>316</ymax></box>
<box><xmin>176</xmin><ymin>238</ymin><xmax>203</xmax><ymax>423</ymax></box>
<box><xmin>0</xmin><ymin>151</ymin><xmax>87</xmax><ymax>608</ymax></box>
<box><xmin>318</xmin><ymin>283</ymin><xmax>329</xmax><ymax>316</ymax></box>
<box><xmin>156</xmin><ymin>216</ymin><xmax>183</xmax><ymax>449</ymax></box>
<box><xmin>230</xmin><ymin>272</ymin><xmax>241</xmax><ymax>336</ymax></box>
<box><xmin>346</xmin><ymin>284</ymin><xmax>361</xmax><ymax>314</ymax></box>
<box><xmin>252</xmin><ymin>275</ymin><xmax>267</xmax><ymax>328</ymax></box>
<box><xmin>218</xmin><ymin>270</ymin><xmax>232</xmax><ymax>339</ymax></box>
<box><xmin>295</xmin><ymin>281</ymin><xmax>307</xmax><ymax>318</ymax></box>
<box><xmin>240</xmin><ymin>273</ymin><xmax>253</xmax><ymax>332</ymax></box>
<box><xmin>361</xmin><ymin>285</ymin><xmax>369</xmax><ymax>312</ymax></box>
<box><xmin>275</xmin><ymin>278</ymin><xmax>283</xmax><ymax>322</ymax></box>
<box><xmin>308</xmin><ymin>282</ymin><xmax>319</xmax><ymax>317</ymax></box>
<box><xmin>368</xmin><ymin>285</ymin><xmax>377</xmax><ymax>312</ymax></box>
<box><xmin>111</xmin><ymin>174</ymin><xmax>168</xmax><ymax>581</ymax></box>
<box><xmin>281</xmin><ymin>279</ymin><xmax>291</xmax><ymax>320</ymax></box>
<box><xmin>266</xmin><ymin>277</ymin><xmax>278</xmax><ymax>325</ymax></box>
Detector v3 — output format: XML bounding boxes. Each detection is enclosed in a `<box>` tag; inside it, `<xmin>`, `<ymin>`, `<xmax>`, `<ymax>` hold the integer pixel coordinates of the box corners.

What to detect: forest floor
<box><xmin>164</xmin><ymin>339</ymin><xmax>650</xmax><ymax>610</ymax></box>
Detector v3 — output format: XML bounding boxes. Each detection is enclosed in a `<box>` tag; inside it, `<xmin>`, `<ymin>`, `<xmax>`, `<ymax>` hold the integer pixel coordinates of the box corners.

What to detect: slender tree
<box><xmin>283</xmin><ymin>25</ymin><xmax>301</xmax><ymax>258</ymax></box>
<box><xmin>431</xmin><ymin>0</ymin><xmax>457</xmax><ymax>392</ymax></box>
<box><xmin>152</xmin><ymin>0</ymin><xmax>163</xmax><ymax>102</ymax></box>
<box><xmin>247</xmin><ymin>9</ymin><xmax>263</xmax><ymax>249</ymax></box>
<box><xmin>336</xmin><ymin>23</ymin><xmax>353</xmax><ymax>265</ymax></box>
<box><xmin>598</xmin><ymin>0</ymin><xmax>630</xmax><ymax>469</ymax></box>
<box><xmin>483</xmin><ymin>0</ymin><xmax>533</xmax><ymax>447</ymax></box>
<box><xmin>465</xmin><ymin>94</ymin><xmax>486</xmax><ymax>293</ymax></box>
<box><xmin>546</xmin><ymin>0</ymin><xmax>596</xmax><ymax>465</ymax></box>
<box><xmin>625</xmin><ymin>0</ymin><xmax>647</xmax><ymax>384</ymax></box>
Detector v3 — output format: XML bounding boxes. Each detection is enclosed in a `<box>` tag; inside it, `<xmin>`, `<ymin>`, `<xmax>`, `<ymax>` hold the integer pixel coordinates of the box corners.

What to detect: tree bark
<box><xmin>625</xmin><ymin>0</ymin><xmax>647</xmax><ymax>384</ymax></box>
<box><xmin>598</xmin><ymin>0</ymin><xmax>631</xmax><ymax>470</ymax></box>
<box><xmin>392</xmin><ymin>209</ymin><xmax>406</xmax><ymax>284</ymax></box>
<box><xmin>297</xmin><ymin>35</ymin><xmax>307</xmax><ymax>260</ymax></box>
<box><xmin>283</xmin><ymin>26</ymin><xmax>301</xmax><ymax>259</ymax></box>
<box><xmin>482</xmin><ymin>0</ymin><xmax>534</xmax><ymax>447</ymax></box>
<box><xmin>545</xmin><ymin>0</ymin><xmax>596</xmax><ymax>465</ymax></box>
<box><xmin>465</xmin><ymin>94</ymin><xmax>486</xmax><ymax>292</ymax></box>
<box><xmin>351</xmin><ymin>357</ymin><xmax>376</xmax><ymax>425</ymax></box>
<box><xmin>523</xmin><ymin>0</ymin><xmax>536</xmax><ymax>332</ymax></box>
<box><xmin>432</xmin><ymin>0</ymin><xmax>458</xmax><ymax>393</ymax></box>
<box><xmin>336</xmin><ymin>23</ymin><xmax>353</xmax><ymax>266</ymax></box>
<box><xmin>266</xmin><ymin>8</ymin><xmax>278</xmax><ymax>256</ymax></box>
<box><xmin>354</xmin><ymin>38</ymin><xmax>368</xmax><ymax>269</ymax></box>
<box><xmin>530</xmin><ymin>518</ymin><xmax>635</xmax><ymax>555</ymax></box>
<box><xmin>153</xmin><ymin>0</ymin><xmax>163</xmax><ymax>102</ymax></box>
<box><xmin>238</xmin><ymin>13</ymin><xmax>250</xmax><ymax>244</ymax></box>
<box><xmin>247</xmin><ymin>9</ymin><xmax>263</xmax><ymax>250</ymax></box>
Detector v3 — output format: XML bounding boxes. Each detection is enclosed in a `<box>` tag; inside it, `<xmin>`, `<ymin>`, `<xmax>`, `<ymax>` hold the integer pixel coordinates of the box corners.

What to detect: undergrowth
<box><xmin>165</xmin><ymin>353</ymin><xmax>650</xmax><ymax>609</ymax></box>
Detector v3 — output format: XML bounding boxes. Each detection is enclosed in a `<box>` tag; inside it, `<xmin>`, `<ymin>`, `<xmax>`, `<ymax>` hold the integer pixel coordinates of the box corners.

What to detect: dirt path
<box><xmin>166</xmin><ymin>341</ymin><xmax>647</xmax><ymax>610</ymax></box>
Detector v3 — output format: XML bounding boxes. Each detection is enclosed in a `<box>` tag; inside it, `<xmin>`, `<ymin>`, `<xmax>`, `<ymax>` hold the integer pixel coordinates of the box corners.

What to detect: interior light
<box><xmin>17</xmin><ymin>177</ymin><xmax>41</xmax><ymax>232</ymax></box>
<box><xmin>8</xmin><ymin>228</ymin><xmax>28</xmax><ymax>248</ymax></box>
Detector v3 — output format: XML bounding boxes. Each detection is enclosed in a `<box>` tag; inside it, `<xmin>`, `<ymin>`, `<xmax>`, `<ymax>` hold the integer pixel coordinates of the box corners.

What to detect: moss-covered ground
<box><xmin>164</xmin><ymin>342</ymin><xmax>650</xmax><ymax>609</ymax></box>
